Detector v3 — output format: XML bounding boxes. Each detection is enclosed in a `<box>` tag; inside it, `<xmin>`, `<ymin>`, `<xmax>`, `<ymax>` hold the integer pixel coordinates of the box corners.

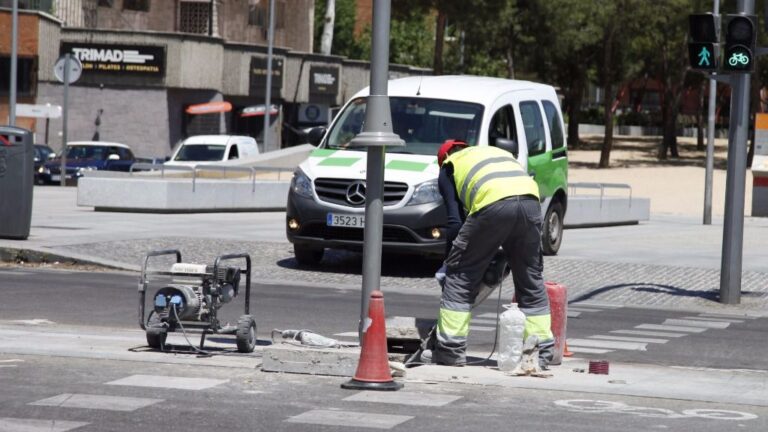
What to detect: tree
<box><xmin>526</xmin><ymin>0</ymin><xmax>603</xmax><ymax>149</ymax></box>
<box><xmin>320</xmin><ymin>0</ymin><xmax>335</xmax><ymax>55</ymax></box>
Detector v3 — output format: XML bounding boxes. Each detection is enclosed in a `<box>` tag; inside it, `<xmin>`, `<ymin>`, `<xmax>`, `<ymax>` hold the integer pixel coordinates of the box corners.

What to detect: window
<box><xmin>542</xmin><ymin>101</ymin><xmax>564</xmax><ymax>150</ymax></box>
<box><xmin>248</xmin><ymin>0</ymin><xmax>266</xmax><ymax>26</ymax></box>
<box><xmin>0</xmin><ymin>56</ymin><xmax>36</xmax><ymax>96</ymax></box>
<box><xmin>123</xmin><ymin>0</ymin><xmax>149</xmax><ymax>12</ymax></box>
<box><xmin>174</xmin><ymin>144</ymin><xmax>226</xmax><ymax>162</ymax></box>
<box><xmin>488</xmin><ymin>105</ymin><xmax>516</xmax><ymax>146</ymax></box>
<box><xmin>248</xmin><ymin>0</ymin><xmax>285</xmax><ymax>29</ymax></box>
<box><xmin>98</xmin><ymin>0</ymin><xmax>113</xmax><ymax>7</ymax></box>
<box><xmin>179</xmin><ymin>1</ymin><xmax>211</xmax><ymax>34</ymax></box>
<box><xmin>519</xmin><ymin>101</ymin><xmax>546</xmax><ymax>157</ymax></box>
<box><xmin>227</xmin><ymin>145</ymin><xmax>239</xmax><ymax>160</ymax></box>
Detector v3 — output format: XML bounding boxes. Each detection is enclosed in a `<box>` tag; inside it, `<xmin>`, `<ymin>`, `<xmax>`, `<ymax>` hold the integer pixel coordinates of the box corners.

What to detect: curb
<box><xmin>0</xmin><ymin>246</ymin><xmax>138</xmax><ymax>272</ymax></box>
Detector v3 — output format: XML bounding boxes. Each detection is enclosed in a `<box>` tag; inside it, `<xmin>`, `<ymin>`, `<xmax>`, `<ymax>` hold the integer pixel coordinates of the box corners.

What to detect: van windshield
<box><xmin>174</xmin><ymin>144</ymin><xmax>226</xmax><ymax>161</ymax></box>
<box><xmin>325</xmin><ymin>97</ymin><xmax>483</xmax><ymax>155</ymax></box>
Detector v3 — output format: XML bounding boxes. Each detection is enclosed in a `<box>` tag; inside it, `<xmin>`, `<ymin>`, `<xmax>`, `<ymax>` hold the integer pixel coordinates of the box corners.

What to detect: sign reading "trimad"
<box><xmin>60</xmin><ymin>42</ymin><xmax>166</xmax><ymax>77</ymax></box>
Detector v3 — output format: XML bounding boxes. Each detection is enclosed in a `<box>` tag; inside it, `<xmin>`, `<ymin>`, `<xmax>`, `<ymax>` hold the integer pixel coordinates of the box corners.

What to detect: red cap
<box><xmin>437</xmin><ymin>140</ymin><xmax>468</xmax><ymax>167</ymax></box>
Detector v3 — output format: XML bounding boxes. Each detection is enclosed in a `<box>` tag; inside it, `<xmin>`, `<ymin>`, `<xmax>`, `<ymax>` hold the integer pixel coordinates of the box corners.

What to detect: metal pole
<box><xmin>262</xmin><ymin>0</ymin><xmax>276</xmax><ymax>152</ymax></box>
<box><xmin>352</xmin><ymin>0</ymin><xmax>404</xmax><ymax>341</ymax></box>
<box><xmin>720</xmin><ymin>0</ymin><xmax>753</xmax><ymax>304</ymax></box>
<box><xmin>61</xmin><ymin>54</ymin><xmax>70</xmax><ymax>188</ymax></box>
<box><xmin>704</xmin><ymin>0</ymin><xmax>720</xmax><ymax>225</ymax></box>
<box><xmin>9</xmin><ymin>0</ymin><xmax>19</xmax><ymax>125</ymax></box>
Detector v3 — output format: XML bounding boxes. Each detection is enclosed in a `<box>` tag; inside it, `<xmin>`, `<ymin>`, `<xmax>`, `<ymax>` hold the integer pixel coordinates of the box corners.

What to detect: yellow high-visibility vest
<box><xmin>445</xmin><ymin>146</ymin><xmax>539</xmax><ymax>215</ymax></box>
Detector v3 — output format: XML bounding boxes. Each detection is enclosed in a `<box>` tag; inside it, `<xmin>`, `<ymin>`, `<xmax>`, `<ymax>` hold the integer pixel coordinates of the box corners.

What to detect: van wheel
<box><xmin>542</xmin><ymin>201</ymin><xmax>563</xmax><ymax>255</ymax></box>
<box><xmin>294</xmin><ymin>245</ymin><xmax>324</xmax><ymax>265</ymax></box>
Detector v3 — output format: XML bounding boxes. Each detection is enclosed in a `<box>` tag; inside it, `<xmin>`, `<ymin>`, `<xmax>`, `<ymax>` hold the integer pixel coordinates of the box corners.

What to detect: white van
<box><xmin>286</xmin><ymin>75</ymin><xmax>568</xmax><ymax>265</ymax></box>
<box><xmin>165</xmin><ymin>135</ymin><xmax>259</xmax><ymax>167</ymax></box>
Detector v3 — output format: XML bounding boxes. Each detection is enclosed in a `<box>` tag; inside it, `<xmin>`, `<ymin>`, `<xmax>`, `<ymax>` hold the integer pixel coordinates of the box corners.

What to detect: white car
<box><xmin>165</xmin><ymin>135</ymin><xmax>259</xmax><ymax>167</ymax></box>
<box><xmin>286</xmin><ymin>75</ymin><xmax>569</xmax><ymax>264</ymax></box>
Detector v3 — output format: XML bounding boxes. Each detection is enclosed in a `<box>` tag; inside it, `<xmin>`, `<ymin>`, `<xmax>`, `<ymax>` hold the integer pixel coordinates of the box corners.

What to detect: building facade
<box><xmin>1</xmin><ymin>2</ymin><xmax>428</xmax><ymax>158</ymax></box>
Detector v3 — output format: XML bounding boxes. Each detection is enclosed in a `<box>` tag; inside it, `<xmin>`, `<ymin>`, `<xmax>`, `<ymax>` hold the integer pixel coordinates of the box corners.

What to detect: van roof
<box><xmin>182</xmin><ymin>135</ymin><xmax>254</xmax><ymax>145</ymax></box>
<box><xmin>354</xmin><ymin>75</ymin><xmax>557</xmax><ymax>106</ymax></box>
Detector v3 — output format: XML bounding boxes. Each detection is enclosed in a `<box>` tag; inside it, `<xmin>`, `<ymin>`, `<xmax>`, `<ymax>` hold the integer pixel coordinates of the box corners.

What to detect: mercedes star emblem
<box><xmin>345</xmin><ymin>181</ymin><xmax>366</xmax><ymax>205</ymax></box>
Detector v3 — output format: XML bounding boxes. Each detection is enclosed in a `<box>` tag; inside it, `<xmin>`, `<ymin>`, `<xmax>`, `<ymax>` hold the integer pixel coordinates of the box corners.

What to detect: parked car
<box><xmin>33</xmin><ymin>144</ymin><xmax>55</xmax><ymax>185</ymax></box>
<box><xmin>164</xmin><ymin>135</ymin><xmax>259</xmax><ymax>167</ymax></box>
<box><xmin>286</xmin><ymin>75</ymin><xmax>569</xmax><ymax>265</ymax></box>
<box><xmin>39</xmin><ymin>141</ymin><xmax>136</xmax><ymax>185</ymax></box>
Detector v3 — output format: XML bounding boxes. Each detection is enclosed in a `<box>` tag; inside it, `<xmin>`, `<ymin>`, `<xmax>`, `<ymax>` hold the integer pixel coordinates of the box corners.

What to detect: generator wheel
<box><xmin>146</xmin><ymin>327</ymin><xmax>167</xmax><ymax>350</ymax></box>
<box><xmin>236</xmin><ymin>315</ymin><xmax>258</xmax><ymax>353</ymax></box>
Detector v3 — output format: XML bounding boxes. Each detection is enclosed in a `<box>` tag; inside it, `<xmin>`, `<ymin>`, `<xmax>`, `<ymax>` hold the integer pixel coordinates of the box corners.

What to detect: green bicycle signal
<box><xmin>728</xmin><ymin>52</ymin><xmax>749</xmax><ymax>67</ymax></box>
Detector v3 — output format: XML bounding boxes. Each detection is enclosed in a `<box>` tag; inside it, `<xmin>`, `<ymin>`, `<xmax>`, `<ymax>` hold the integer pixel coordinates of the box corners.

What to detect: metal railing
<box><xmin>568</xmin><ymin>182</ymin><xmax>633</xmax><ymax>208</ymax></box>
<box><xmin>129</xmin><ymin>162</ymin><xmax>290</xmax><ymax>193</ymax></box>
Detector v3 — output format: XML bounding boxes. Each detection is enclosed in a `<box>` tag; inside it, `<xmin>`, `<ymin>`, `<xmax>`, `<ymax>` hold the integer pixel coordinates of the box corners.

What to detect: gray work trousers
<box><xmin>435</xmin><ymin>196</ymin><xmax>552</xmax><ymax>365</ymax></box>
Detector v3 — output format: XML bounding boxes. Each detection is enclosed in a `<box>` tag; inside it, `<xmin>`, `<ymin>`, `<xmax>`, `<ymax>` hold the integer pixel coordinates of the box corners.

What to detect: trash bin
<box><xmin>0</xmin><ymin>126</ymin><xmax>34</xmax><ymax>240</ymax></box>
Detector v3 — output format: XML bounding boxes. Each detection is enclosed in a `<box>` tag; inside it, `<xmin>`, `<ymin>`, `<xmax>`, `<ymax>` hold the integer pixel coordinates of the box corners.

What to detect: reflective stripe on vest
<box><xmin>445</xmin><ymin>146</ymin><xmax>540</xmax><ymax>214</ymax></box>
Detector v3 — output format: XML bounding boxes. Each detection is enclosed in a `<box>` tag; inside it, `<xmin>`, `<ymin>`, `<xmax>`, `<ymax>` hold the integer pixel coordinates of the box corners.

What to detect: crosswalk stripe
<box><xmin>589</xmin><ymin>335</ymin><xmax>668</xmax><ymax>344</ymax></box>
<box><xmin>683</xmin><ymin>316</ymin><xmax>744</xmax><ymax>323</ymax></box>
<box><xmin>476</xmin><ymin>313</ymin><xmax>497</xmax><ymax>319</ymax></box>
<box><xmin>566</xmin><ymin>307</ymin><xmax>603</xmax><ymax>313</ymax></box>
<box><xmin>285</xmin><ymin>410</ymin><xmax>413</xmax><ymax>429</ymax></box>
<box><xmin>571</xmin><ymin>302</ymin><xmax>619</xmax><ymax>309</ymax></box>
<box><xmin>565</xmin><ymin>347</ymin><xmax>614</xmax><ymax>354</ymax></box>
<box><xmin>698</xmin><ymin>312</ymin><xmax>758</xmax><ymax>320</ymax></box>
<box><xmin>567</xmin><ymin>338</ymin><xmax>647</xmax><ymax>351</ymax></box>
<box><xmin>663</xmin><ymin>319</ymin><xmax>730</xmax><ymax>329</ymax></box>
<box><xmin>567</xmin><ymin>311</ymin><xmax>582</xmax><ymax>318</ymax></box>
<box><xmin>636</xmin><ymin>324</ymin><xmax>707</xmax><ymax>333</ymax></box>
<box><xmin>333</xmin><ymin>332</ymin><xmax>359</xmax><ymax>338</ymax></box>
<box><xmin>30</xmin><ymin>393</ymin><xmax>163</xmax><ymax>412</ymax></box>
<box><xmin>611</xmin><ymin>329</ymin><xmax>687</xmax><ymax>338</ymax></box>
<box><xmin>0</xmin><ymin>418</ymin><xmax>89</xmax><ymax>432</ymax></box>
<box><xmin>470</xmin><ymin>326</ymin><xmax>496</xmax><ymax>332</ymax></box>
<box><xmin>344</xmin><ymin>391</ymin><xmax>462</xmax><ymax>407</ymax></box>
<box><xmin>106</xmin><ymin>375</ymin><xmax>228</xmax><ymax>390</ymax></box>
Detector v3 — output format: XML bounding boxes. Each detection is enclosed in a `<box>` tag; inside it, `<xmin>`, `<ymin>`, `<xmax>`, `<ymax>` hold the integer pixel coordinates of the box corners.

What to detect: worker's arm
<box><xmin>438</xmin><ymin>166</ymin><xmax>463</xmax><ymax>257</ymax></box>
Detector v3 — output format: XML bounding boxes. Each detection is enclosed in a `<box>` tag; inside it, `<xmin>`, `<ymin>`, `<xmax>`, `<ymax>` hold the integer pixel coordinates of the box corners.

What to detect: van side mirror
<box><xmin>495</xmin><ymin>137</ymin><xmax>519</xmax><ymax>158</ymax></box>
<box><xmin>307</xmin><ymin>127</ymin><xmax>326</xmax><ymax>146</ymax></box>
<box><xmin>164</xmin><ymin>156</ymin><xmax>171</xmax><ymax>162</ymax></box>
<box><xmin>108</xmin><ymin>154</ymin><xmax>120</xmax><ymax>161</ymax></box>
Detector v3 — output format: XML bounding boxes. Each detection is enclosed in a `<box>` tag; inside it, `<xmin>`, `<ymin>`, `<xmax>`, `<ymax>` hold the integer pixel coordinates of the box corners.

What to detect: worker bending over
<box><xmin>426</xmin><ymin>140</ymin><xmax>554</xmax><ymax>367</ymax></box>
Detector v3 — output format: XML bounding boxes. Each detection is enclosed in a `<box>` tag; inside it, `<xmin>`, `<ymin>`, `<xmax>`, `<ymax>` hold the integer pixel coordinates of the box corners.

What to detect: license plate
<box><xmin>327</xmin><ymin>213</ymin><xmax>365</xmax><ymax>228</ymax></box>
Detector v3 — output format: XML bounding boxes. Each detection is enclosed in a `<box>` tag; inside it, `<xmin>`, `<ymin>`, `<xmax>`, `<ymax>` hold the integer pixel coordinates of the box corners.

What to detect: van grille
<box><xmin>314</xmin><ymin>178</ymin><xmax>409</xmax><ymax>207</ymax></box>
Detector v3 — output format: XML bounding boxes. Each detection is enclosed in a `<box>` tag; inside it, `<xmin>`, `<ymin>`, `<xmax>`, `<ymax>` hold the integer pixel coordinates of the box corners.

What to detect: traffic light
<box><xmin>723</xmin><ymin>13</ymin><xmax>757</xmax><ymax>73</ymax></box>
<box><xmin>688</xmin><ymin>14</ymin><xmax>719</xmax><ymax>71</ymax></box>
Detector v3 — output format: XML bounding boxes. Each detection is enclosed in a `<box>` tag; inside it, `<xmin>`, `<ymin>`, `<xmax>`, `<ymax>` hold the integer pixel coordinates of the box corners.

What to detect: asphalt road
<box><xmin>1</xmin><ymin>354</ymin><xmax>765</xmax><ymax>432</ymax></box>
<box><xmin>1</xmin><ymin>267</ymin><xmax>767</xmax><ymax>372</ymax></box>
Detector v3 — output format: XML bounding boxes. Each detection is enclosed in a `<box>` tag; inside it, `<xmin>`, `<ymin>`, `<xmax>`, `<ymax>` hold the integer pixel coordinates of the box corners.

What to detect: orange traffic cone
<box><xmin>564</xmin><ymin>341</ymin><xmax>573</xmax><ymax>357</ymax></box>
<box><xmin>341</xmin><ymin>290</ymin><xmax>403</xmax><ymax>391</ymax></box>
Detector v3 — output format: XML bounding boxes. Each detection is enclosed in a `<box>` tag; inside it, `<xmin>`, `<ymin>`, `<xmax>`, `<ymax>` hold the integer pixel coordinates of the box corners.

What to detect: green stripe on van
<box><xmin>310</xmin><ymin>149</ymin><xmax>337</xmax><ymax>157</ymax></box>
<box><xmin>386</xmin><ymin>160</ymin><xmax>430</xmax><ymax>172</ymax></box>
<box><xmin>318</xmin><ymin>157</ymin><xmax>361</xmax><ymax>167</ymax></box>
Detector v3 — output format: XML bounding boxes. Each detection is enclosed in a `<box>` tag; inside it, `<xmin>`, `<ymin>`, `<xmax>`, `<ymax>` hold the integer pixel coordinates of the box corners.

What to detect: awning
<box><xmin>185</xmin><ymin>101</ymin><xmax>233</xmax><ymax>115</ymax></box>
<box><xmin>240</xmin><ymin>104</ymin><xmax>280</xmax><ymax>118</ymax></box>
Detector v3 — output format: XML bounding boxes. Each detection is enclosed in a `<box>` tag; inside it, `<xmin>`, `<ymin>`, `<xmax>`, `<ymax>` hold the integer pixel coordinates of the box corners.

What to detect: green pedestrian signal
<box><xmin>698</xmin><ymin>46</ymin><xmax>712</xmax><ymax>66</ymax></box>
<box><xmin>688</xmin><ymin>14</ymin><xmax>719</xmax><ymax>71</ymax></box>
<box><xmin>688</xmin><ymin>43</ymin><xmax>718</xmax><ymax>71</ymax></box>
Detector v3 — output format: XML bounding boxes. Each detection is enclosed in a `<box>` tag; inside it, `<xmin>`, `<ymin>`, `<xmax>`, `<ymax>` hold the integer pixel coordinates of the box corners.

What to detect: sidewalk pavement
<box><xmin>1</xmin><ymin>187</ymin><xmax>768</xmax><ymax>315</ymax></box>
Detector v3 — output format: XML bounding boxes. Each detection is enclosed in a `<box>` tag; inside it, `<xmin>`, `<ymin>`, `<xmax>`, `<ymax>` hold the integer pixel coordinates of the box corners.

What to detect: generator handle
<box><xmin>213</xmin><ymin>253</ymin><xmax>252</xmax><ymax>315</ymax></box>
<box><xmin>139</xmin><ymin>249</ymin><xmax>183</xmax><ymax>330</ymax></box>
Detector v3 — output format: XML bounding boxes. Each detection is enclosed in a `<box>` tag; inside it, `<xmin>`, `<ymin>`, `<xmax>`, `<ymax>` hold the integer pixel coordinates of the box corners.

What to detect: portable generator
<box><xmin>138</xmin><ymin>250</ymin><xmax>256</xmax><ymax>353</ymax></box>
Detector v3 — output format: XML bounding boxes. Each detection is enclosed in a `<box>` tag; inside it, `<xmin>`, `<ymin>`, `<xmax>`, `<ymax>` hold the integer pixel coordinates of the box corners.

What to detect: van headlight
<box><xmin>291</xmin><ymin>169</ymin><xmax>313</xmax><ymax>198</ymax></box>
<box><xmin>407</xmin><ymin>180</ymin><xmax>441</xmax><ymax>205</ymax></box>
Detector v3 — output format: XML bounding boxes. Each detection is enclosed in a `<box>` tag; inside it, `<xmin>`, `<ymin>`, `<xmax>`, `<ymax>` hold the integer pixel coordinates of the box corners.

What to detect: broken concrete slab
<box><xmin>261</xmin><ymin>343</ymin><xmax>410</xmax><ymax>377</ymax></box>
<box><xmin>385</xmin><ymin>316</ymin><xmax>435</xmax><ymax>341</ymax></box>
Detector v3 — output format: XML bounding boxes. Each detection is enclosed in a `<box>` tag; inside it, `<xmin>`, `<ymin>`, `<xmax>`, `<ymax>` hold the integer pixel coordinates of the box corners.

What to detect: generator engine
<box><xmin>152</xmin><ymin>262</ymin><xmax>241</xmax><ymax>323</ymax></box>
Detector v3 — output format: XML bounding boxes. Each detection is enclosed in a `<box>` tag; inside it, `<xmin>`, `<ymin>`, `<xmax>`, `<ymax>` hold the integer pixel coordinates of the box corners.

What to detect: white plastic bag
<box><xmin>497</xmin><ymin>303</ymin><xmax>526</xmax><ymax>371</ymax></box>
